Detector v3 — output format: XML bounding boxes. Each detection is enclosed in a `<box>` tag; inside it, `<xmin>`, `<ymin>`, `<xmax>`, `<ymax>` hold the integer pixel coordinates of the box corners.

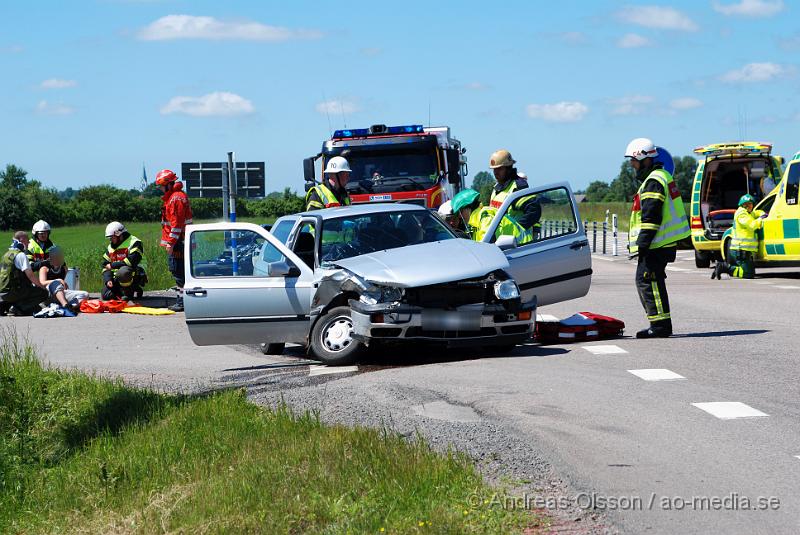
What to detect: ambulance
<box><xmin>690</xmin><ymin>142</ymin><xmax>783</xmax><ymax>267</ymax></box>
<box><xmin>720</xmin><ymin>149</ymin><xmax>800</xmax><ymax>267</ymax></box>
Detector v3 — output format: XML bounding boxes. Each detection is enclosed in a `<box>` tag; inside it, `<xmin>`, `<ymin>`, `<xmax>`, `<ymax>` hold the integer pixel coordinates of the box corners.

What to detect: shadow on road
<box><xmin>357</xmin><ymin>343</ymin><xmax>570</xmax><ymax>368</ymax></box>
<box><xmin>222</xmin><ymin>362</ymin><xmax>311</xmax><ymax>372</ymax></box>
<box><xmin>671</xmin><ymin>329</ymin><xmax>769</xmax><ymax>339</ymax></box>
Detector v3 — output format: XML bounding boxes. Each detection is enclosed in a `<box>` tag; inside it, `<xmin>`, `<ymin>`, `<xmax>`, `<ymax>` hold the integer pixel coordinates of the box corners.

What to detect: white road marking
<box><xmin>795</xmin><ymin>455</ymin><xmax>800</xmax><ymax>461</ymax></box>
<box><xmin>536</xmin><ymin>314</ymin><xmax>560</xmax><ymax>322</ymax></box>
<box><xmin>592</xmin><ymin>255</ymin><xmax>616</xmax><ymax>262</ymax></box>
<box><xmin>754</xmin><ymin>281</ymin><xmax>774</xmax><ymax>285</ymax></box>
<box><xmin>775</xmin><ymin>285</ymin><xmax>800</xmax><ymax>290</ymax></box>
<box><xmin>308</xmin><ymin>365</ymin><xmax>359</xmax><ymax>377</ymax></box>
<box><xmin>692</xmin><ymin>402</ymin><xmax>768</xmax><ymax>420</ymax></box>
<box><xmin>628</xmin><ymin>369</ymin><xmax>686</xmax><ymax>381</ymax></box>
<box><xmin>666</xmin><ymin>267</ymin><xmax>690</xmax><ymax>272</ymax></box>
<box><xmin>583</xmin><ymin>345</ymin><xmax>628</xmax><ymax>355</ymax></box>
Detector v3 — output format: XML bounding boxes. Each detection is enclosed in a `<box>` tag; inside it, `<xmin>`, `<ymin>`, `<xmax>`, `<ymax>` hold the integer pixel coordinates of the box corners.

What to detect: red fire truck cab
<box><xmin>304</xmin><ymin>124</ymin><xmax>467</xmax><ymax>209</ymax></box>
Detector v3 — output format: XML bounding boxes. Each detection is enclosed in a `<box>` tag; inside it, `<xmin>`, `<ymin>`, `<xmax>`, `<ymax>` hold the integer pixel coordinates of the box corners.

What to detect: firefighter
<box><xmin>102</xmin><ymin>222</ymin><xmax>147</xmax><ymax>301</ymax></box>
<box><xmin>305</xmin><ymin>156</ymin><xmax>352</xmax><ymax>211</ymax></box>
<box><xmin>27</xmin><ymin>220</ymin><xmax>55</xmax><ymax>272</ymax></box>
<box><xmin>156</xmin><ymin>169</ymin><xmax>193</xmax><ymax>312</ymax></box>
<box><xmin>626</xmin><ymin>138</ymin><xmax>691</xmax><ymax>339</ymax></box>
<box><xmin>712</xmin><ymin>194</ymin><xmax>766</xmax><ymax>280</ymax></box>
<box><xmin>0</xmin><ymin>231</ymin><xmax>51</xmax><ymax>315</ymax></box>
<box><xmin>451</xmin><ymin>188</ymin><xmax>533</xmax><ymax>244</ymax></box>
<box><xmin>488</xmin><ymin>150</ymin><xmax>541</xmax><ymax>236</ymax></box>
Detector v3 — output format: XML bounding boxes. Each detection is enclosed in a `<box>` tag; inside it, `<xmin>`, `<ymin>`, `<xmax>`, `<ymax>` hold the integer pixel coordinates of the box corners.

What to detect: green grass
<box><xmin>3</xmin><ymin>217</ymin><xmax>272</xmax><ymax>294</ymax></box>
<box><xmin>576</xmin><ymin>202</ymin><xmax>631</xmax><ymax>232</ymax></box>
<box><xmin>0</xmin><ymin>330</ymin><xmax>539</xmax><ymax>534</ymax></box>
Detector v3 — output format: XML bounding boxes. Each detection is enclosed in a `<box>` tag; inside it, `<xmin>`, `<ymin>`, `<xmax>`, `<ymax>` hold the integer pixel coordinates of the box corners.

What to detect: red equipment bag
<box><xmin>103</xmin><ymin>300</ymin><xmax>128</xmax><ymax>313</ymax></box>
<box><xmin>79</xmin><ymin>299</ymin><xmax>104</xmax><ymax>313</ymax></box>
<box><xmin>578</xmin><ymin>312</ymin><xmax>625</xmax><ymax>338</ymax></box>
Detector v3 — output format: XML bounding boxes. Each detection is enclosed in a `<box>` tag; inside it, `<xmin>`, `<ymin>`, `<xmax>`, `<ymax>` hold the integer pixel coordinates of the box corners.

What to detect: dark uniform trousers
<box><xmin>635</xmin><ymin>247</ymin><xmax>676</xmax><ymax>330</ymax></box>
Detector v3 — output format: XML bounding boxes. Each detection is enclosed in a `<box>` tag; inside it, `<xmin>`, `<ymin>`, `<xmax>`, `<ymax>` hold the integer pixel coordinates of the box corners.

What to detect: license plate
<box><xmin>369</xmin><ymin>194</ymin><xmax>392</xmax><ymax>201</ymax></box>
<box><xmin>421</xmin><ymin>309</ymin><xmax>481</xmax><ymax>331</ymax></box>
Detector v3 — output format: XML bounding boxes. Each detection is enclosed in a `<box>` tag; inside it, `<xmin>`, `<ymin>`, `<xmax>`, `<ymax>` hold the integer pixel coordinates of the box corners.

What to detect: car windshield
<box><xmin>319</xmin><ymin>209</ymin><xmax>456</xmax><ymax>263</ymax></box>
<box><xmin>338</xmin><ymin>148</ymin><xmax>439</xmax><ymax>194</ymax></box>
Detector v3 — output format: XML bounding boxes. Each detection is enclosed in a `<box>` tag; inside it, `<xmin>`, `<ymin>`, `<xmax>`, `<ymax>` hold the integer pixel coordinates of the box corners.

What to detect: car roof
<box><xmin>295</xmin><ymin>202</ymin><xmax>428</xmax><ymax>220</ymax></box>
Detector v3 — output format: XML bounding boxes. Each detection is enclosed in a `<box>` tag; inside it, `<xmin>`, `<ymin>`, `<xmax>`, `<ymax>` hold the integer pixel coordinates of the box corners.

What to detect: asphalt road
<box><xmin>6</xmin><ymin>249</ymin><xmax>800</xmax><ymax>534</ymax></box>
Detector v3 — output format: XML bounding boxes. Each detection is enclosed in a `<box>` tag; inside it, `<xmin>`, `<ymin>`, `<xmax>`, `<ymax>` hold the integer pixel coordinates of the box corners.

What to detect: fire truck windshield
<box><xmin>337</xmin><ymin>147</ymin><xmax>440</xmax><ymax>194</ymax></box>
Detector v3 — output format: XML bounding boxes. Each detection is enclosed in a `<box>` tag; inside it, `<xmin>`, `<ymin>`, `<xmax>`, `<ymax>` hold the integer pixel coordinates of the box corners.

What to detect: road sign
<box><xmin>181</xmin><ymin>162</ymin><xmax>265</xmax><ymax>198</ymax></box>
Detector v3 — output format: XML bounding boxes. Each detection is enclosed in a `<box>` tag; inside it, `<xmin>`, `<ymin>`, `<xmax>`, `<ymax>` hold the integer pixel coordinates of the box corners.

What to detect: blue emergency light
<box><xmin>333</xmin><ymin>124</ymin><xmax>424</xmax><ymax>139</ymax></box>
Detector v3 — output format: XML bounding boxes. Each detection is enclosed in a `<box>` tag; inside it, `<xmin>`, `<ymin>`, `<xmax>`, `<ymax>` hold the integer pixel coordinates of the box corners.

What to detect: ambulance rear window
<box><xmin>786</xmin><ymin>163</ymin><xmax>800</xmax><ymax>206</ymax></box>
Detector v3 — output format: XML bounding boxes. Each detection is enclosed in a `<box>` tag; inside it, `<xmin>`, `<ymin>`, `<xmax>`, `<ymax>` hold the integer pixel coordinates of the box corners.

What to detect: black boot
<box><xmin>712</xmin><ymin>262</ymin><xmax>728</xmax><ymax>280</ymax></box>
<box><xmin>636</xmin><ymin>320</ymin><xmax>672</xmax><ymax>339</ymax></box>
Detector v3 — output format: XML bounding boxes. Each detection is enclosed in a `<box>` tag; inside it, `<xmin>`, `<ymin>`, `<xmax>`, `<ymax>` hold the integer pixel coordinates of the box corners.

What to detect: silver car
<box><xmin>183</xmin><ymin>182</ymin><xmax>591</xmax><ymax>365</ymax></box>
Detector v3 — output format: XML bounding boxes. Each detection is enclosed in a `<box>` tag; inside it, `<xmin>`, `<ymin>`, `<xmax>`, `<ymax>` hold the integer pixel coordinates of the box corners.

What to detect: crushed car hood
<box><xmin>331</xmin><ymin>239</ymin><xmax>510</xmax><ymax>287</ymax></box>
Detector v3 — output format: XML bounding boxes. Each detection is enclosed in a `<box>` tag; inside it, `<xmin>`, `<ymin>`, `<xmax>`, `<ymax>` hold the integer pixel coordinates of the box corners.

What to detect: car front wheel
<box><xmin>309</xmin><ymin>306</ymin><xmax>365</xmax><ymax>366</ymax></box>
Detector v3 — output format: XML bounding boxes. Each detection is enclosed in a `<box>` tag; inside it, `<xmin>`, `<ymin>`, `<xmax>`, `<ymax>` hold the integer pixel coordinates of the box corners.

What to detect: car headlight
<box><xmin>359</xmin><ymin>285</ymin><xmax>404</xmax><ymax>305</ymax></box>
<box><xmin>494</xmin><ymin>280</ymin><xmax>520</xmax><ymax>300</ymax></box>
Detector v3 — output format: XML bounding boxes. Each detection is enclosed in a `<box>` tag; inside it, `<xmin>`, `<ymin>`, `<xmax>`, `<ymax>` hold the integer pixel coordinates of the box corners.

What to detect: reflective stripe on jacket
<box><xmin>104</xmin><ymin>235</ymin><xmax>144</xmax><ymax>274</ymax></box>
<box><xmin>629</xmin><ymin>168</ymin><xmax>690</xmax><ymax>254</ymax></box>
<box><xmin>730</xmin><ymin>207</ymin><xmax>764</xmax><ymax>252</ymax></box>
<box><xmin>160</xmin><ymin>181</ymin><xmax>193</xmax><ymax>248</ymax></box>
<box><xmin>489</xmin><ymin>179</ymin><xmax>539</xmax><ymax>228</ymax></box>
<box><xmin>26</xmin><ymin>239</ymin><xmax>53</xmax><ymax>271</ymax></box>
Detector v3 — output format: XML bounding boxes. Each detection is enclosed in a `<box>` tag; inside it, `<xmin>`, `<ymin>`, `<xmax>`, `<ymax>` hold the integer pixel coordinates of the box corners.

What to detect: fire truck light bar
<box><xmin>333</xmin><ymin>124</ymin><xmax>424</xmax><ymax>139</ymax></box>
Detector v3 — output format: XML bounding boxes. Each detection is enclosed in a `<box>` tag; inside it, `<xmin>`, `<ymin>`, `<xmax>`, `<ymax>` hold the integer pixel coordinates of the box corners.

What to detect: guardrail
<box><xmin>583</xmin><ymin>210</ymin><xmax>619</xmax><ymax>256</ymax></box>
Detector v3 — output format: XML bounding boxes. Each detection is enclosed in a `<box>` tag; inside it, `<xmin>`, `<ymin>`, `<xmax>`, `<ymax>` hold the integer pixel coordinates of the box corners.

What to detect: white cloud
<box><xmin>526</xmin><ymin>101</ymin><xmax>589</xmax><ymax>123</ymax></box>
<box><xmin>670</xmin><ymin>97</ymin><xmax>703</xmax><ymax>110</ymax></box>
<box><xmin>617</xmin><ymin>33</ymin><xmax>653</xmax><ymax>48</ymax></box>
<box><xmin>315</xmin><ymin>99</ymin><xmax>360</xmax><ymax>115</ymax></box>
<box><xmin>616</xmin><ymin>5</ymin><xmax>698</xmax><ymax>31</ymax></box>
<box><xmin>712</xmin><ymin>0</ymin><xmax>784</xmax><ymax>17</ymax></box>
<box><xmin>36</xmin><ymin>100</ymin><xmax>75</xmax><ymax>116</ymax></box>
<box><xmin>609</xmin><ymin>95</ymin><xmax>655</xmax><ymax>116</ymax></box>
<box><xmin>559</xmin><ymin>31</ymin><xmax>589</xmax><ymax>46</ymax></box>
<box><xmin>160</xmin><ymin>92</ymin><xmax>255</xmax><ymax>116</ymax></box>
<box><xmin>719</xmin><ymin>62</ymin><xmax>786</xmax><ymax>83</ymax></box>
<box><xmin>138</xmin><ymin>15</ymin><xmax>322</xmax><ymax>41</ymax></box>
<box><xmin>40</xmin><ymin>78</ymin><xmax>77</xmax><ymax>89</ymax></box>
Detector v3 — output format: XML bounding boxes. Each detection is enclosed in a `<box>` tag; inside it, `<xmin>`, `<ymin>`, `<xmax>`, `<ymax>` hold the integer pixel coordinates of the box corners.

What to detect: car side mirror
<box><xmin>495</xmin><ymin>234</ymin><xmax>517</xmax><ymax>250</ymax></box>
<box><xmin>267</xmin><ymin>261</ymin><xmax>301</xmax><ymax>278</ymax></box>
<box><xmin>303</xmin><ymin>157</ymin><xmax>316</xmax><ymax>182</ymax></box>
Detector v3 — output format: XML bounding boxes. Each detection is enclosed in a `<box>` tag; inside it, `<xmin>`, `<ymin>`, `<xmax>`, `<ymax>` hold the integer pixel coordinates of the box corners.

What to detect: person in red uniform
<box><xmin>156</xmin><ymin>169</ymin><xmax>193</xmax><ymax>312</ymax></box>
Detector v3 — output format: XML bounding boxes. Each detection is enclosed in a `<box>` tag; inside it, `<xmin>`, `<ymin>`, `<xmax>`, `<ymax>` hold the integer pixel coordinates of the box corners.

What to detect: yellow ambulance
<box><xmin>720</xmin><ymin>149</ymin><xmax>800</xmax><ymax>266</ymax></box>
<box><xmin>690</xmin><ymin>142</ymin><xmax>783</xmax><ymax>267</ymax></box>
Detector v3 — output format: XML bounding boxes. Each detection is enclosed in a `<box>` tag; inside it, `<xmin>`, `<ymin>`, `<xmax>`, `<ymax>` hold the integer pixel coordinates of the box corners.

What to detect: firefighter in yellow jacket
<box><xmin>712</xmin><ymin>194</ymin><xmax>765</xmax><ymax>280</ymax></box>
<box><xmin>305</xmin><ymin>156</ymin><xmax>352</xmax><ymax>211</ymax></box>
<box><xmin>626</xmin><ymin>138</ymin><xmax>691</xmax><ymax>339</ymax></box>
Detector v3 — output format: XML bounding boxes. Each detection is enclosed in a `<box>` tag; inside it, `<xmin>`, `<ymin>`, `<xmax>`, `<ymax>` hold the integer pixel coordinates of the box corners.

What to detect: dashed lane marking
<box><xmin>583</xmin><ymin>345</ymin><xmax>628</xmax><ymax>355</ymax></box>
<box><xmin>691</xmin><ymin>402</ymin><xmax>768</xmax><ymax>420</ymax></box>
<box><xmin>754</xmin><ymin>281</ymin><xmax>774</xmax><ymax>285</ymax></box>
<box><xmin>666</xmin><ymin>266</ymin><xmax>690</xmax><ymax>272</ymax></box>
<box><xmin>308</xmin><ymin>365</ymin><xmax>359</xmax><ymax>377</ymax></box>
<box><xmin>592</xmin><ymin>255</ymin><xmax>617</xmax><ymax>262</ymax></box>
<box><xmin>775</xmin><ymin>285</ymin><xmax>800</xmax><ymax>290</ymax></box>
<box><xmin>628</xmin><ymin>369</ymin><xmax>686</xmax><ymax>381</ymax></box>
<box><xmin>536</xmin><ymin>314</ymin><xmax>560</xmax><ymax>322</ymax></box>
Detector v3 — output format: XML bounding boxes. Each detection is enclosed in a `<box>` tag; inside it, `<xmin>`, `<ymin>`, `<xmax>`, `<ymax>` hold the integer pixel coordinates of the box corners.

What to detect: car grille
<box><xmin>404</xmin><ymin>278</ymin><xmax>495</xmax><ymax>308</ymax></box>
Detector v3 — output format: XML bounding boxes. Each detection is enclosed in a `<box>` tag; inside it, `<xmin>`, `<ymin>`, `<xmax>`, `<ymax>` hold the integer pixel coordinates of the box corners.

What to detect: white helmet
<box><xmin>324</xmin><ymin>156</ymin><xmax>352</xmax><ymax>174</ymax></box>
<box><xmin>32</xmin><ymin>220</ymin><xmax>51</xmax><ymax>233</ymax></box>
<box><xmin>625</xmin><ymin>138</ymin><xmax>658</xmax><ymax>161</ymax></box>
<box><xmin>437</xmin><ymin>200</ymin><xmax>453</xmax><ymax>217</ymax></box>
<box><xmin>105</xmin><ymin>221</ymin><xmax>126</xmax><ymax>238</ymax></box>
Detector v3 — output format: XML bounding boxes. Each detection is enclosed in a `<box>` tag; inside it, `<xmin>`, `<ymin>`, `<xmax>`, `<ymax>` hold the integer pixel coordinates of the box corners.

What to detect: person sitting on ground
<box><xmin>27</xmin><ymin>220</ymin><xmax>55</xmax><ymax>272</ymax></box>
<box><xmin>39</xmin><ymin>246</ymin><xmax>88</xmax><ymax>311</ymax></box>
<box><xmin>102</xmin><ymin>222</ymin><xmax>147</xmax><ymax>301</ymax></box>
<box><xmin>0</xmin><ymin>231</ymin><xmax>69</xmax><ymax>316</ymax></box>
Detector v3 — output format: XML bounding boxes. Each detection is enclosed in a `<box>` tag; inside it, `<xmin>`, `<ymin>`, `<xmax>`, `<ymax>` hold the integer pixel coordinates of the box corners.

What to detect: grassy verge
<box><xmin>0</xmin><ymin>330</ymin><xmax>539</xmax><ymax>534</ymax></box>
<box><xmin>3</xmin><ymin>217</ymin><xmax>272</xmax><ymax>294</ymax></box>
<box><xmin>576</xmin><ymin>202</ymin><xmax>631</xmax><ymax>232</ymax></box>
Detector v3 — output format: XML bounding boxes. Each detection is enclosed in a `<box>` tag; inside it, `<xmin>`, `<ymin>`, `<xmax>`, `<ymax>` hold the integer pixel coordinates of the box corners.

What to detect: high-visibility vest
<box><xmin>489</xmin><ymin>179</ymin><xmax>540</xmax><ymax>230</ymax></box>
<box><xmin>730</xmin><ymin>207</ymin><xmax>764</xmax><ymax>252</ymax></box>
<box><xmin>467</xmin><ymin>206</ymin><xmax>533</xmax><ymax>245</ymax></box>
<box><xmin>104</xmin><ymin>235</ymin><xmax>144</xmax><ymax>274</ymax></box>
<box><xmin>26</xmin><ymin>239</ymin><xmax>52</xmax><ymax>270</ymax></box>
<box><xmin>629</xmin><ymin>168</ymin><xmax>690</xmax><ymax>254</ymax></box>
<box><xmin>305</xmin><ymin>183</ymin><xmax>351</xmax><ymax>210</ymax></box>
<box><xmin>0</xmin><ymin>249</ymin><xmax>26</xmax><ymax>294</ymax></box>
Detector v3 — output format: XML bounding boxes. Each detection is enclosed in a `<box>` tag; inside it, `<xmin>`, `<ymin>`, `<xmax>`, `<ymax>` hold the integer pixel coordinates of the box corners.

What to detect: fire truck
<box><xmin>303</xmin><ymin>124</ymin><xmax>467</xmax><ymax>209</ymax></box>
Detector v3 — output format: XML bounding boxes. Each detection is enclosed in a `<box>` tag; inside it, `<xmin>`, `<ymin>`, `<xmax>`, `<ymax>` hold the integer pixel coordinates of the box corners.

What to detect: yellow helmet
<box><xmin>489</xmin><ymin>149</ymin><xmax>515</xmax><ymax>169</ymax></box>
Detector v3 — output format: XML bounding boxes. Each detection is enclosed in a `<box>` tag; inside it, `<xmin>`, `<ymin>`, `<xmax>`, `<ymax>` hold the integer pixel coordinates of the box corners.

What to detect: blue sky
<box><xmin>1</xmin><ymin>0</ymin><xmax>798</xmax><ymax>192</ymax></box>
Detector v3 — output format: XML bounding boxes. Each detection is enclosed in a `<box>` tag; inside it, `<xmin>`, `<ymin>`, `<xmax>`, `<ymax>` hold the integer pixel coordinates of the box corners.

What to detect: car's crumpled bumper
<box><xmin>349</xmin><ymin>297</ymin><xmax>537</xmax><ymax>347</ymax></box>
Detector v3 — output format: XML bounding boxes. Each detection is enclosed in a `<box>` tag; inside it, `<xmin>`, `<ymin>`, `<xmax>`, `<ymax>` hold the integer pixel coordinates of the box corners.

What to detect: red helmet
<box><xmin>155</xmin><ymin>169</ymin><xmax>178</xmax><ymax>186</ymax></box>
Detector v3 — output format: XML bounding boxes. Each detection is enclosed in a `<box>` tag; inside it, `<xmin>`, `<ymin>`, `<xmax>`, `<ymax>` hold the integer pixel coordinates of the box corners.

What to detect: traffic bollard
<box><xmin>602</xmin><ymin>220</ymin><xmax>607</xmax><ymax>255</ymax></box>
<box><xmin>592</xmin><ymin>221</ymin><xmax>597</xmax><ymax>252</ymax></box>
<box><xmin>612</xmin><ymin>213</ymin><xmax>618</xmax><ymax>256</ymax></box>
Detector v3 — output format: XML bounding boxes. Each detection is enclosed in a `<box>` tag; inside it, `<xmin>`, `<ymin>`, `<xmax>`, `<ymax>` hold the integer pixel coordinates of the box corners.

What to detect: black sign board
<box><xmin>181</xmin><ymin>162</ymin><xmax>266</xmax><ymax>198</ymax></box>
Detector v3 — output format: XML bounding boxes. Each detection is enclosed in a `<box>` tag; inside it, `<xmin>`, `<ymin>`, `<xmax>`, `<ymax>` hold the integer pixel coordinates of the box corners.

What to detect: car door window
<box><xmin>533</xmin><ymin>187</ymin><xmax>578</xmax><ymax>242</ymax></box>
<box><xmin>270</xmin><ymin>219</ymin><xmax>296</xmax><ymax>246</ymax></box>
<box><xmin>191</xmin><ymin>229</ymin><xmax>284</xmax><ymax>277</ymax></box>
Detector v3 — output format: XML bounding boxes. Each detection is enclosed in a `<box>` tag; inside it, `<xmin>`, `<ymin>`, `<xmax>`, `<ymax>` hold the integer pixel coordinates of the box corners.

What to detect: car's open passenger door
<box><xmin>183</xmin><ymin>222</ymin><xmax>315</xmax><ymax>346</ymax></box>
<box><xmin>481</xmin><ymin>182</ymin><xmax>592</xmax><ymax>306</ymax></box>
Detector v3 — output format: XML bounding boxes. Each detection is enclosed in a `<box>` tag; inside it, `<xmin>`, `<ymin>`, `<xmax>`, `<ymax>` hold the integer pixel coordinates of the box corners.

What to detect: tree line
<box><xmin>0</xmin><ymin>164</ymin><xmax>305</xmax><ymax>230</ymax></box>
<box><xmin>470</xmin><ymin>156</ymin><xmax>698</xmax><ymax>205</ymax></box>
